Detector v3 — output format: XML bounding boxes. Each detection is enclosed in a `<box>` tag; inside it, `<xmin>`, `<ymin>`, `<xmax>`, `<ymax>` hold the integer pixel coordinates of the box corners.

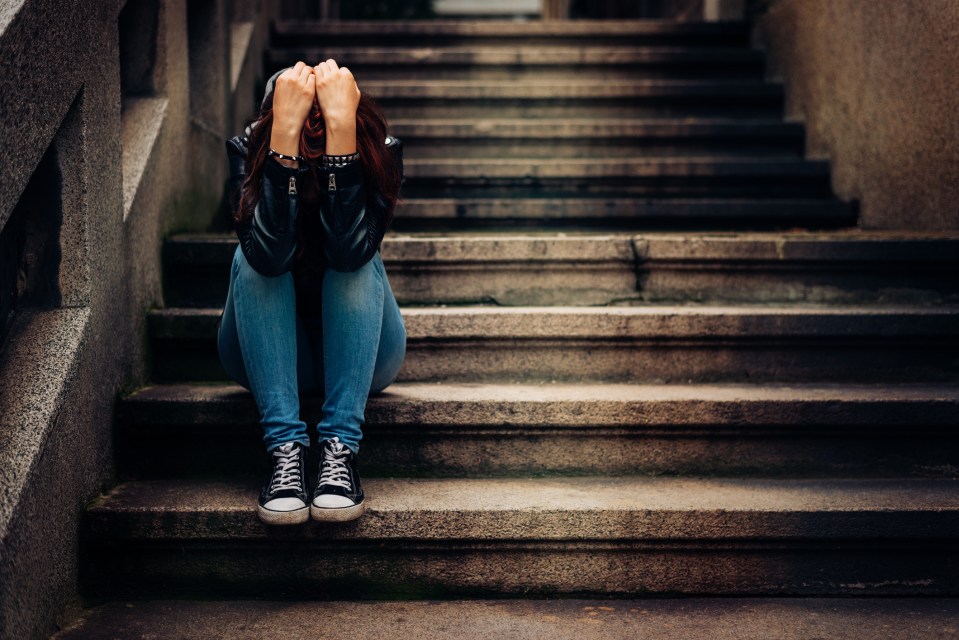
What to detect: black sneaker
<box><xmin>311</xmin><ymin>436</ymin><xmax>365</xmax><ymax>522</ymax></box>
<box><xmin>257</xmin><ymin>441</ymin><xmax>309</xmax><ymax>525</ymax></box>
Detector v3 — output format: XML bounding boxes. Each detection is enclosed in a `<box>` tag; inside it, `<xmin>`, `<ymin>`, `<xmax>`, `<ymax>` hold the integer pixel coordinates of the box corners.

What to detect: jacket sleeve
<box><xmin>226</xmin><ymin>134</ymin><xmax>308</xmax><ymax>277</ymax></box>
<box><xmin>317</xmin><ymin>136</ymin><xmax>404</xmax><ymax>272</ymax></box>
<box><xmin>225</xmin><ymin>134</ymin><xmax>404</xmax><ymax>275</ymax></box>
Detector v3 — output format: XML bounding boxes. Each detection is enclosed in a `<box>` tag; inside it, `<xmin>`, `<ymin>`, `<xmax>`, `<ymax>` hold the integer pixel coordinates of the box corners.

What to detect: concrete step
<box><xmin>360</xmin><ymin>80</ymin><xmax>784</xmax><ymax>118</ymax></box>
<box><xmin>166</xmin><ymin>233</ymin><xmax>636</xmax><ymax>307</ymax></box>
<box><xmin>114</xmin><ymin>382</ymin><xmax>959</xmax><ymax>479</ymax></box>
<box><xmin>81</xmin><ymin>476</ymin><xmax>959</xmax><ymax>598</ymax></box>
<box><xmin>393</xmin><ymin>119</ymin><xmax>805</xmax><ymax>158</ymax></box>
<box><xmin>388</xmin><ymin>198</ymin><xmax>855</xmax><ymax>230</ymax></box>
<box><xmin>270</xmin><ymin>19</ymin><xmax>753</xmax><ymax>48</ymax></box>
<box><xmin>265</xmin><ymin>46</ymin><xmax>766</xmax><ymax>80</ymax></box>
<box><xmin>147</xmin><ymin>305</ymin><xmax>959</xmax><ymax>383</ymax></box>
<box><xmin>400</xmin><ymin>158</ymin><xmax>833</xmax><ymax>198</ymax></box>
<box><xmin>162</xmin><ymin>232</ymin><xmax>959</xmax><ymax>308</ymax></box>
<box><xmin>51</xmin><ymin>598</ymin><xmax>959</xmax><ymax>640</ymax></box>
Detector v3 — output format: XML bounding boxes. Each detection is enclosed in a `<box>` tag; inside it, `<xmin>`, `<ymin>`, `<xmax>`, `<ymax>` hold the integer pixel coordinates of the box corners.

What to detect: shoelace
<box><xmin>268</xmin><ymin>444</ymin><xmax>303</xmax><ymax>494</ymax></box>
<box><xmin>319</xmin><ymin>443</ymin><xmax>352</xmax><ymax>490</ymax></box>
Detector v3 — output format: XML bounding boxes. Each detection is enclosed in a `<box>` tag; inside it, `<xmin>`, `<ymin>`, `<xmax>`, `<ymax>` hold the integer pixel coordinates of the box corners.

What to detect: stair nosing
<box><xmin>118</xmin><ymin>380</ymin><xmax>959</xmax><ymax>428</ymax></box>
<box><xmin>85</xmin><ymin>476</ymin><xmax>959</xmax><ymax>542</ymax></box>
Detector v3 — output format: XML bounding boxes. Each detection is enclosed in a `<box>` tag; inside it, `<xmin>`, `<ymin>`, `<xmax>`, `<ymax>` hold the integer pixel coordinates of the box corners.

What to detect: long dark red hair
<box><xmin>235</xmin><ymin>85</ymin><xmax>402</xmax><ymax>248</ymax></box>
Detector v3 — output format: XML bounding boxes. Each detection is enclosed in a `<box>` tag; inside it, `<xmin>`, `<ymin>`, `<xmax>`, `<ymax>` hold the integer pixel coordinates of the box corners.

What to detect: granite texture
<box><xmin>79</xmin><ymin>477</ymin><xmax>959</xmax><ymax>597</ymax></box>
<box><xmin>50</xmin><ymin>598</ymin><xmax>959</xmax><ymax>640</ymax></box>
<box><xmin>146</xmin><ymin>304</ymin><xmax>959</xmax><ymax>383</ymax></box>
<box><xmin>112</xmin><ymin>382</ymin><xmax>959</xmax><ymax>478</ymax></box>
<box><xmin>752</xmin><ymin>0</ymin><xmax>959</xmax><ymax>229</ymax></box>
<box><xmin>164</xmin><ymin>230</ymin><xmax>959</xmax><ymax>308</ymax></box>
<box><xmin>0</xmin><ymin>1</ymin><xmax>278</xmax><ymax>637</ymax></box>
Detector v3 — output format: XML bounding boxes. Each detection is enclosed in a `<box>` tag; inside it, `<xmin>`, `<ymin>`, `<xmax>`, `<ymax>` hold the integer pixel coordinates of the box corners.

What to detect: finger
<box><xmin>297</xmin><ymin>64</ymin><xmax>312</xmax><ymax>86</ymax></box>
<box><xmin>291</xmin><ymin>60</ymin><xmax>306</xmax><ymax>75</ymax></box>
<box><xmin>326</xmin><ymin>58</ymin><xmax>339</xmax><ymax>72</ymax></box>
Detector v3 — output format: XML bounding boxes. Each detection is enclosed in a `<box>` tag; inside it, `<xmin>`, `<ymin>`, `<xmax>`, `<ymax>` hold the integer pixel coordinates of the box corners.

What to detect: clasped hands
<box><xmin>270</xmin><ymin>60</ymin><xmax>360</xmax><ymax>166</ymax></box>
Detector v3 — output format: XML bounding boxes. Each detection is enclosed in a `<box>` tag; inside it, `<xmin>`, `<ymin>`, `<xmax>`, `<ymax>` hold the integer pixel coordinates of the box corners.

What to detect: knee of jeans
<box><xmin>323</xmin><ymin>257</ymin><xmax>382</xmax><ymax>311</ymax></box>
<box><xmin>370</xmin><ymin>333</ymin><xmax>406</xmax><ymax>395</ymax></box>
<box><xmin>370</xmin><ymin>370</ymin><xmax>398</xmax><ymax>395</ymax></box>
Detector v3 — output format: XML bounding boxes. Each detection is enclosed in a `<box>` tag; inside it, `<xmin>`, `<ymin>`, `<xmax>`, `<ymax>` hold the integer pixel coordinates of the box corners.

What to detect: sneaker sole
<box><xmin>310</xmin><ymin>501</ymin><xmax>366</xmax><ymax>522</ymax></box>
<box><xmin>257</xmin><ymin>504</ymin><xmax>310</xmax><ymax>525</ymax></box>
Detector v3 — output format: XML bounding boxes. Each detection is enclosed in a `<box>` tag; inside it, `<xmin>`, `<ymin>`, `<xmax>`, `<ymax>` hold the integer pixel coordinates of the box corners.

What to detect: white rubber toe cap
<box><xmin>263</xmin><ymin>496</ymin><xmax>307</xmax><ymax>512</ymax></box>
<box><xmin>313</xmin><ymin>494</ymin><xmax>356</xmax><ymax>508</ymax></box>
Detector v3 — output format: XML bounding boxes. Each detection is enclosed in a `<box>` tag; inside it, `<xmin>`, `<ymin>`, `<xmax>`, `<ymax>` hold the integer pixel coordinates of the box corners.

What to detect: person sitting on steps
<box><xmin>216</xmin><ymin>59</ymin><xmax>406</xmax><ymax>525</ymax></box>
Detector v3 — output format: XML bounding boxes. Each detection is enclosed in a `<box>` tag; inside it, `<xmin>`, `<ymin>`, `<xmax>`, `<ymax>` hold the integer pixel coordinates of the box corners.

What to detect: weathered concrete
<box><xmin>269</xmin><ymin>46</ymin><xmax>763</xmax><ymax>67</ymax></box>
<box><xmin>121</xmin><ymin>381</ymin><xmax>959</xmax><ymax>428</ymax></box>
<box><xmin>403</xmin><ymin>157</ymin><xmax>830</xmax><ymax>179</ymax></box>
<box><xmin>0</xmin><ymin>309</ymin><xmax>99</xmax><ymax>640</ymax></box>
<box><xmin>80</xmin><ymin>476</ymin><xmax>959</xmax><ymax>597</ymax></box>
<box><xmin>165</xmin><ymin>233</ymin><xmax>640</xmax><ymax>306</ymax></box>
<box><xmin>365</xmin><ymin>79</ymin><xmax>784</xmax><ymax>119</ymax></box>
<box><xmin>271</xmin><ymin>19</ymin><xmax>752</xmax><ymax>47</ymax></box>
<box><xmin>147</xmin><ymin>304</ymin><xmax>959</xmax><ymax>383</ymax></box>
<box><xmin>164</xmin><ymin>231</ymin><xmax>959</xmax><ymax>307</ymax></box>
<box><xmin>391</xmin><ymin>119</ymin><xmax>804</xmax><ymax>158</ymax></box>
<box><xmin>752</xmin><ymin>0</ymin><xmax>959</xmax><ymax>230</ymax></box>
<box><xmin>265</xmin><ymin>45</ymin><xmax>765</xmax><ymax>80</ymax></box>
<box><xmin>0</xmin><ymin>1</ymin><xmax>279</xmax><ymax>637</ymax></box>
<box><xmin>391</xmin><ymin>119</ymin><xmax>804</xmax><ymax>139</ymax></box>
<box><xmin>390</xmin><ymin>198</ymin><xmax>853</xmax><ymax>228</ymax></box>
<box><xmin>50</xmin><ymin>598</ymin><xmax>959</xmax><ymax>640</ymax></box>
<box><xmin>113</xmin><ymin>381</ymin><xmax>959</xmax><ymax>478</ymax></box>
<box><xmin>383</xmin><ymin>234</ymin><xmax>637</xmax><ymax>305</ymax></box>
<box><xmin>634</xmin><ymin>231</ymin><xmax>959</xmax><ymax>304</ymax></box>
<box><xmin>92</xmin><ymin>476</ymin><xmax>959</xmax><ymax>531</ymax></box>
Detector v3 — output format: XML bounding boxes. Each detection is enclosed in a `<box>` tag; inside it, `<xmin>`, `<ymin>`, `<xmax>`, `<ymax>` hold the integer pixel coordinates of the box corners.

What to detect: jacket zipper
<box><xmin>328</xmin><ymin>173</ymin><xmax>336</xmax><ymax>192</ymax></box>
<box><xmin>288</xmin><ymin>175</ymin><xmax>297</xmax><ymax>196</ymax></box>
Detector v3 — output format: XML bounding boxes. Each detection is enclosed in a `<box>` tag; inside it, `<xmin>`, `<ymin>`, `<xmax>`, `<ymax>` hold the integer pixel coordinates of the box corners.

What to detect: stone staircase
<box><xmin>58</xmin><ymin>18</ymin><xmax>959</xmax><ymax>638</ymax></box>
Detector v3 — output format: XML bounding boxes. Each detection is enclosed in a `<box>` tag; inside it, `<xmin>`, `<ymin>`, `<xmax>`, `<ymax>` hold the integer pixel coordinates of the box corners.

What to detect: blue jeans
<box><xmin>216</xmin><ymin>244</ymin><xmax>406</xmax><ymax>455</ymax></box>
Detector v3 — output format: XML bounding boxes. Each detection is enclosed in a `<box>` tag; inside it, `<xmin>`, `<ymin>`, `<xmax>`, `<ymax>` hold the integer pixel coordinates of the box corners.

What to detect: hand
<box><xmin>313</xmin><ymin>59</ymin><xmax>361</xmax><ymax>128</ymax></box>
<box><xmin>313</xmin><ymin>59</ymin><xmax>359</xmax><ymax>155</ymax></box>
<box><xmin>270</xmin><ymin>61</ymin><xmax>315</xmax><ymax>161</ymax></box>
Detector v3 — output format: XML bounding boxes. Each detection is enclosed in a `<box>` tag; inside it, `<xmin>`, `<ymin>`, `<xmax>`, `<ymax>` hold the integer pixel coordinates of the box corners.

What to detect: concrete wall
<box><xmin>704</xmin><ymin>0</ymin><xmax>743</xmax><ymax>21</ymax></box>
<box><xmin>0</xmin><ymin>1</ymin><xmax>277</xmax><ymax>637</ymax></box>
<box><xmin>751</xmin><ymin>0</ymin><xmax>959</xmax><ymax>230</ymax></box>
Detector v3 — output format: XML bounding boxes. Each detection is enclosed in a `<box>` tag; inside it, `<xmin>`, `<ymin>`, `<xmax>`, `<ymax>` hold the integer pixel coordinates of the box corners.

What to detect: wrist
<box><xmin>324</xmin><ymin>120</ymin><xmax>357</xmax><ymax>156</ymax></box>
<box><xmin>270</xmin><ymin>124</ymin><xmax>302</xmax><ymax>155</ymax></box>
<box><xmin>323</xmin><ymin>115</ymin><xmax>356</xmax><ymax>132</ymax></box>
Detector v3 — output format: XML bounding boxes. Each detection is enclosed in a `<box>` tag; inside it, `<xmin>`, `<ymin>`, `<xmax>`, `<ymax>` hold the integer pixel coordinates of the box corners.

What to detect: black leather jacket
<box><xmin>225</xmin><ymin>131</ymin><xmax>403</xmax><ymax>277</ymax></box>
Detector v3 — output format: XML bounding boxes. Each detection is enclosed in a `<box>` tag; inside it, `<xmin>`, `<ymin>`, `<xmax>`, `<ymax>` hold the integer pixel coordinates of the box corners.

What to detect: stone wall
<box><xmin>0</xmin><ymin>1</ymin><xmax>277</xmax><ymax>637</ymax></box>
<box><xmin>751</xmin><ymin>0</ymin><xmax>959</xmax><ymax>230</ymax></box>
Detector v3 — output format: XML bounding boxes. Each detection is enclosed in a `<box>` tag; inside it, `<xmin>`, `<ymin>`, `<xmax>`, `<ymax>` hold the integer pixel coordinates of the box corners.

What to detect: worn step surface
<box><xmin>165</xmin><ymin>232</ymin><xmax>959</xmax><ymax>307</ymax></box>
<box><xmin>265</xmin><ymin>46</ymin><xmax>766</xmax><ymax>80</ymax></box>
<box><xmin>148</xmin><ymin>305</ymin><xmax>959</xmax><ymax>383</ymax></box>
<box><xmin>50</xmin><ymin>598</ymin><xmax>959</xmax><ymax>640</ymax></box>
<box><xmin>392</xmin><ymin>119</ymin><xmax>805</xmax><ymax>158</ymax></box>
<box><xmin>389</xmin><ymin>198</ymin><xmax>855</xmax><ymax>229</ymax></box>
<box><xmin>270</xmin><ymin>19</ymin><xmax>753</xmax><ymax>48</ymax></box>
<box><xmin>363</xmin><ymin>80</ymin><xmax>784</xmax><ymax>119</ymax></box>
<box><xmin>165</xmin><ymin>232</ymin><xmax>638</xmax><ymax>307</ymax></box>
<box><xmin>400</xmin><ymin>157</ymin><xmax>833</xmax><ymax>199</ymax></box>
<box><xmin>82</xmin><ymin>476</ymin><xmax>959</xmax><ymax>598</ymax></box>
<box><xmin>115</xmin><ymin>382</ymin><xmax>959</xmax><ymax>479</ymax></box>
